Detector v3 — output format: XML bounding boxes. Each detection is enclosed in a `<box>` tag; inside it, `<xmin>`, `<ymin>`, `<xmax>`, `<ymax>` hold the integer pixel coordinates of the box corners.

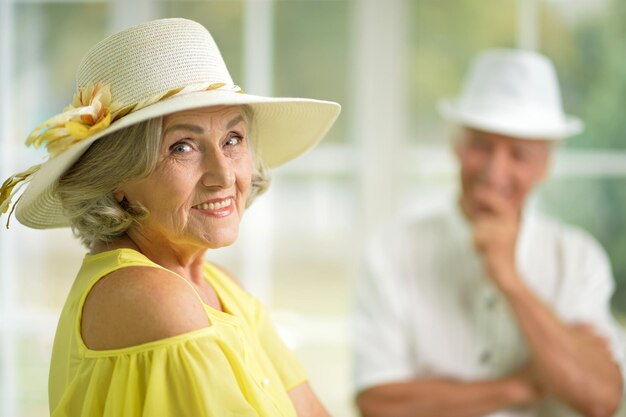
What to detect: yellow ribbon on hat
<box><xmin>0</xmin><ymin>164</ymin><xmax>42</xmax><ymax>213</ymax></box>
<box><xmin>0</xmin><ymin>81</ymin><xmax>243</xmax><ymax>228</ymax></box>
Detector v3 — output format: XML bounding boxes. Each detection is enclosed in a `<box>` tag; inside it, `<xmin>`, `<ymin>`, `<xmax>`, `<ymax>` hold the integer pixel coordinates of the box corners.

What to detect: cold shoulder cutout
<box><xmin>49</xmin><ymin>248</ymin><xmax>307</xmax><ymax>417</ymax></box>
<box><xmin>81</xmin><ymin>265</ymin><xmax>211</xmax><ymax>350</ymax></box>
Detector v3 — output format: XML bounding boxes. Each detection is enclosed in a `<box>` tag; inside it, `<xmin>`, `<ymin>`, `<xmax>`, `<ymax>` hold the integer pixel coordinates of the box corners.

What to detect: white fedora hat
<box><xmin>438</xmin><ymin>48</ymin><xmax>582</xmax><ymax>140</ymax></box>
<box><xmin>1</xmin><ymin>18</ymin><xmax>340</xmax><ymax>229</ymax></box>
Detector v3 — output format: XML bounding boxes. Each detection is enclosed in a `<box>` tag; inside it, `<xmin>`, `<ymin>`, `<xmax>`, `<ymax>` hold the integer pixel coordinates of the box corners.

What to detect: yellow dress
<box><xmin>49</xmin><ymin>248</ymin><xmax>307</xmax><ymax>417</ymax></box>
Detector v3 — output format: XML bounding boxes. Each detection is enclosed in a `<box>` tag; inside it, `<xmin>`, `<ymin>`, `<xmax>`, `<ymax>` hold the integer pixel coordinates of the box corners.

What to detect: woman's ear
<box><xmin>114</xmin><ymin>190</ymin><xmax>125</xmax><ymax>203</ymax></box>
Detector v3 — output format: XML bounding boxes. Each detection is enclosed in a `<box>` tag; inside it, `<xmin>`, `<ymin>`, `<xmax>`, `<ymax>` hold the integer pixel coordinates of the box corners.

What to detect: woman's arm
<box><xmin>289</xmin><ymin>383</ymin><xmax>332</xmax><ymax>417</ymax></box>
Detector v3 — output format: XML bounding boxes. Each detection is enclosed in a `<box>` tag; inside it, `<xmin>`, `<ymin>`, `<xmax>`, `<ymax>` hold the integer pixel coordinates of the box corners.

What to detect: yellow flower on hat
<box><xmin>0</xmin><ymin>83</ymin><xmax>120</xmax><ymax>226</ymax></box>
<box><xmin>23</xmin><ymin>82</ymin><xmax>240</xmax><ymax>158</ymax></box>
<box><xmin>26</xmin><ymin>82</ymin><xmax>118</xmax><ymax>157</ymax></box>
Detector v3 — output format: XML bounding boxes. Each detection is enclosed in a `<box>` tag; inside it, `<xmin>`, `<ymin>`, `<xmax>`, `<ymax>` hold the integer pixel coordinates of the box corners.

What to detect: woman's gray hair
<box><xmin>56</xmin><ymin>105</ymin><xmax>270</xmax><ymax>248</ymax></box>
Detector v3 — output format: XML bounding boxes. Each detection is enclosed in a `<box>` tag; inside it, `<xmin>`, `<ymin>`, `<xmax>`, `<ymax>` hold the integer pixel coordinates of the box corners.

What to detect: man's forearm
<box><xmin>356</xmin><ymin>375</ymin><xmax>538</xmax><ymax>417</ymax></box>
<box><xmin>499</xmin><ymin>278</ymin><xmax>623</xmax><ymax>417</ymax></box>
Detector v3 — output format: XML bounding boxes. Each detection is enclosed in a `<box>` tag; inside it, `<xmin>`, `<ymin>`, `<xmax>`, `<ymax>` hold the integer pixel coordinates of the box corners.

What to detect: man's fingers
<box><xmin>572</xmin><ymin>323</ymin><xmax>612</xmax><ymax>352</ymax></box>
<box><xmin>472</xmin><ymin>187</ymin><xmax>517</xmax><ymax>218</ymax></box>
<box><xmin>472</xmin><ymin>218</ymin><xmax>497</xmax><ymax>250</ymax></box>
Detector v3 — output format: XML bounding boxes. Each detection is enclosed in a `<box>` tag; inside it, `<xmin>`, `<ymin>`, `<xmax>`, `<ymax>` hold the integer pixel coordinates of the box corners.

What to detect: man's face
<box><xmin>455</xmin><ymin>127</ymin><xmax>552</xmax><ymax>221</ymax></box>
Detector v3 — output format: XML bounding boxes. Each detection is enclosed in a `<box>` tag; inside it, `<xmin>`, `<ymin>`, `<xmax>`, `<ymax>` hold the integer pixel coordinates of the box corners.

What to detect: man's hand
<box><xmin>571</xmin><ymin>323</ymin><xmax>613</xmax><ymax>355</ymax></box>
<box><xmin>508</xmin><ymin>363</ymin><xmax>545</xmax><ymax>405</ymax></box>
<box><xmin>469</xmin><ymin>188</ymin><xmax>521</xmax><ymax>288</ymax></box>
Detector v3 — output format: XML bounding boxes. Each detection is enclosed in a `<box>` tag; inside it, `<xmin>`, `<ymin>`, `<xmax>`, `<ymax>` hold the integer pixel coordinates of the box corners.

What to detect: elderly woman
<box><xmin>1</xmin><ymin>18</ymin><xmax>340</xmax><ymax>417</ymax></box>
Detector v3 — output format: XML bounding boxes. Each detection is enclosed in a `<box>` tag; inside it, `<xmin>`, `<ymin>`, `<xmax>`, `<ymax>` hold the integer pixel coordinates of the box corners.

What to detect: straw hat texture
<box><xmin>2</xmin><ymin>18</ymin><xmax>341</xmax><ymax>229</ymax></box>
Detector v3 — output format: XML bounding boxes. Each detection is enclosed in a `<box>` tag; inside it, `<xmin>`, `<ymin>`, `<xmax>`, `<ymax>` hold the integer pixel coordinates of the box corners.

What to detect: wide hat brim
<box><xmin>16</xmin><ymin>89</ymin><xmax>340</xmax><ymax>229</ymax></box>
<box><xmin>438</xmin><ymin>98</ymin><xmax>583</xmax><ymax>140</ymax></box>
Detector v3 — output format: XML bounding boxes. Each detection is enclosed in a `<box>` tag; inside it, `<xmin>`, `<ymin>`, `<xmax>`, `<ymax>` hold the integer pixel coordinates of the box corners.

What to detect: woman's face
<box><xmin>118</xmin><ymin>105</ymin><xmax>253</xmax><ymax>250</ymax></box>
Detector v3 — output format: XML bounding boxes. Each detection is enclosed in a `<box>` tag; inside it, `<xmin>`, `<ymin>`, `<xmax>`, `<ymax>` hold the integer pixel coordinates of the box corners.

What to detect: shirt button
<box><xmin>261</xmin><ymin>378</ymin><xmax>270</xmax><ymax>387</ymax></box>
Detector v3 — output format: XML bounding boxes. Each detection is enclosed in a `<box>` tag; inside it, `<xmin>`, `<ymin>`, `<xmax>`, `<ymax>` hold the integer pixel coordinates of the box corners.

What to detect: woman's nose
<box><xmin>201</xmin><ymin>149</ymin><xmax>235</xmax><ymax>188</ymax></box>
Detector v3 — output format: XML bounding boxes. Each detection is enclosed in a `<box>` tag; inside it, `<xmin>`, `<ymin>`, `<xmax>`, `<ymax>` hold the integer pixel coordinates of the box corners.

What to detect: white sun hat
<box><xmin>1</xmin><ymin>18</ymin><xmax>341</xmax><ymax>229</ymax></box>
<box><xmin>438</xmin><ymin>48</ymin><xmax>582</xmax><ymax>140</ymax></box>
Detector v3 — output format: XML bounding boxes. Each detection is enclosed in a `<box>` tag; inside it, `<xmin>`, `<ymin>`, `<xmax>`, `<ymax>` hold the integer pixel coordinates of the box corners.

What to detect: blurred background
<box><xmin>1</xmin><ymin>0</ymin><xmax>626</xmax><ymax>416</ymax></box>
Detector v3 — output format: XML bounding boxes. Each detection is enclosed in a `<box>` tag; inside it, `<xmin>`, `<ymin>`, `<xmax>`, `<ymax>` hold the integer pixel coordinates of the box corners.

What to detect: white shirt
<box><xmin>353</xmin><ymin>203</ymin><xmax>625</xmax><ymax>417</ymax></box>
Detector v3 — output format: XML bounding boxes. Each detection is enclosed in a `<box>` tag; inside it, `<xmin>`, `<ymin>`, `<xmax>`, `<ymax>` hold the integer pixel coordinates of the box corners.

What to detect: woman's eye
<box><xmin>171</xmin><ymin>142</ymin><xmax>192</xmax><ymax>153</ymax></box>
<box><xmin>225</xmin><ymin>135</ymin><xmax>243</xmax><ymax>147</ymax></box>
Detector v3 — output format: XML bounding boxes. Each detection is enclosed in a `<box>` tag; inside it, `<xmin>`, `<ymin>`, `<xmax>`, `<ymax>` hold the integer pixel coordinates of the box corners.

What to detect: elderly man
<box><xmin>353</xmin><ymin>49</ymin><xmax>624</xmax><ymax>417</ymax></box>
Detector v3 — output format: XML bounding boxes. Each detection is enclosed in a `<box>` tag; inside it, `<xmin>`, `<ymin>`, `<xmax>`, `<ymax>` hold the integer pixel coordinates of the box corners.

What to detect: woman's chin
<box><xmin>198</xmin><ymin>230</ymin><xmax>240</xmax><ymax>249</ymax></box>
<box><xmin>205</xmin><ymin>240</ymin><xmax>237</xmax><ymax>250</ymax></box>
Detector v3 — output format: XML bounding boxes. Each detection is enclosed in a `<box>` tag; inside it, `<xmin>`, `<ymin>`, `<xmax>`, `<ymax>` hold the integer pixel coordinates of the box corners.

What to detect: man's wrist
<box><xmin>487</xmin><ymin>260</ymin><xmax>522</xmax><ymax>292</ymax></box>
<box><xmin>502</xmin><ymin>373</ymin><xmax>541</xmax><ymax>405</ymax></box>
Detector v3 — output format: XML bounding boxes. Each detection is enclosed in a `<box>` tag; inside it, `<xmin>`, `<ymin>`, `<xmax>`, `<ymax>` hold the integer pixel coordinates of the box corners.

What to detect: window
<box><xmin>2</xmin><ymin>1</ymin><xmax>625</xmax><ymax>416</ymax></box>
<box><xmin>538</xmin><ymin>0</ymin><xmax>626</xmax><ymax>315</ymax></box>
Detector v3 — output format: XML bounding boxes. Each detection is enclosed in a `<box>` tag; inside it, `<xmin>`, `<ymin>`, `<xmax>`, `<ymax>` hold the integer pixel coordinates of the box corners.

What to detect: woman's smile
<box><xmin>192</xmin><ymin>196</ymin><xmax>235</xmax><ymax>218</ymax></box>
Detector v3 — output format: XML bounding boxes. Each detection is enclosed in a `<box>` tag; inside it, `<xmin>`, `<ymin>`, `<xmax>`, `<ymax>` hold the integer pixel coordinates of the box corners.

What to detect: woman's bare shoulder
<box><xmin>81</xmin><ymin>266</ymin><xmax>210</xmax><ymax>350</ymax></box>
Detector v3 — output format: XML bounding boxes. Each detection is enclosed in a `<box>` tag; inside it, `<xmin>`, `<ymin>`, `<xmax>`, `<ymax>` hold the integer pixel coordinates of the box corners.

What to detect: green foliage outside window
<box><xmin>539</xmin><ymin>0</ymin><xmax>626</xmax><ymax>315</ymax></box>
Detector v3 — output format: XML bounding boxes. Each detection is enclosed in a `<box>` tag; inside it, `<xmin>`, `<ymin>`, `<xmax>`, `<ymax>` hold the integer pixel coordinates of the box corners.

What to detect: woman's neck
<box><xmin>91</xmin><ymin>234</ymin><xmax>208</xmax><ymax>284</ymax></box>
